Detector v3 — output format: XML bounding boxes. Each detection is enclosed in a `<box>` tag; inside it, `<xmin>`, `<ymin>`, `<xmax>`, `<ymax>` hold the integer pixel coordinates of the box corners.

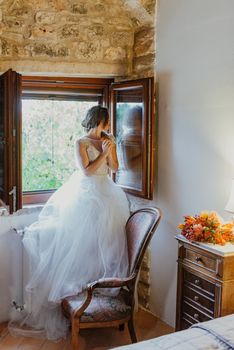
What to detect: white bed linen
<box><xmin>111</xmin><ymin>314</ymin><xmax>234</xmax><ymax>350</ymax></box>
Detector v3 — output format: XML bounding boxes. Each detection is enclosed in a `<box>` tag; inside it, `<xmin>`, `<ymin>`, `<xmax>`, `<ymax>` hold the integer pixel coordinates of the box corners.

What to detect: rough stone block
<box><xmin>9</xmin><ymin>6</ymin><xmax>30</xmax><ymax>18</ymax></box>
<box><xmin>12</xmin><ymin>45</ymin><xmax>30</xmax><ymax>57</ymax></box>
<box><xmin>87</xmin><ymin>24</ymin><xmax>104</xmax><ymax>38</ymax></box>
<box><xmin>0</xmin><ymin>39</ymin><xmax>12</xmax><ymax>56</ymax></box>
<box><xmin>133</xmin><ymin>53</ymin><xmax>155</xmax><ymax>70</ymax></box>
<box><xmin>61</xmin><ymin>24</ymin><xmax>80</xmax><ymax>38</ymax></box>
<box><xmin>29</xmin><ymin>43</ymin><xmax>69</xmax><ymax>58</ymax></box>
<box><xmin>111</xmin><ymin>31</ymin><xmax>133</xmax><ymax>47</ymax></box>
<box><xmin>134</xmin><ymin>27</ymin><xmax>155</xmax><ymax>57</ymax></box>
<box><xmin>71</xmin><ymin>3</ymin><xmax>88</xmax><ymax>14</ymax></box>
<box><xmin>2</xmin><ymin>31</ymin><xmax>24</xmax><ymax>41</ymax></box>
<box><xmin>139</xmin><ymin>269</ymin><xmax>150</xmax><ymax>284</ymax></box>
<box><xmin>29</xmin><ymin>25</ymin><xmax>57</xmax><ymax>40</ymax></box>
<box><xmin>35</xmin><ymin>11</ymin><xmax>57</xmax><ymax>24</ymax></box>
<box><xmin>76</xmin><ymin>41</ymin><xmax>102</xmax><ymax>60</ymax></box>
<box><xmin>105</xmin><ymin>17</ymin><xmax>132</xmax><ymax>30</ymax></box>
<box><xmin>3</xmin><ymin>17</ymin><xmax>25</xmax><ymax>32</ymax></box>
<box><xmin>58</xmin><ymin>13</ymin><xmax>81</xmax><ymax>24</ymax></box>
<box><xmin>141</xmin><ymin>0</ymin><xmax>156</xmax><ymax>16</ymax></box>
<box><xmin>92</xmin><ymin>2</ymin><xmax>105</xmax><ymax>12</ymax></box>
<box><xmin>104</xmin><ymin>47</ymin><xmax>126</xmax><ymax>62</ymax></box>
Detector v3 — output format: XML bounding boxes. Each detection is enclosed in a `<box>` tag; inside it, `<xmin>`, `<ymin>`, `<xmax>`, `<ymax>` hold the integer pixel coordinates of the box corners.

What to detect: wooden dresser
<box><xmin>176</xmin><ymin>235</ymin><xmax>234</xmax><ymax>331</ymax></box>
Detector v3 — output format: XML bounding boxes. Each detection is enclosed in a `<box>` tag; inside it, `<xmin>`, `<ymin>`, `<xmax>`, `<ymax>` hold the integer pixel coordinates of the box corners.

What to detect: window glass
<box><xmin>22</xmin><ymin>99</ymin><xmax>97</xmax><ymax>192</ymax></box>
<box><xmin>115</xmin><ymin>87</ymin><xmax>143</xmax><ymax>191</ymax></box>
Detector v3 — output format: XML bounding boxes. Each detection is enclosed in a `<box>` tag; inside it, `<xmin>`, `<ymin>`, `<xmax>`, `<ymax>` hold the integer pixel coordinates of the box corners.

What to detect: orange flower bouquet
<box><xmin>178</xmin><ymin>211</ymin><xmax>234</xmax><ymax>245</ymax></box>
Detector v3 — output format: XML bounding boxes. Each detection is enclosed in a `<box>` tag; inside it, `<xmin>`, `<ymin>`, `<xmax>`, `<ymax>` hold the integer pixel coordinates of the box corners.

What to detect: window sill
<box><xmin>23</xmin><ymin>191</ymin><xmax>54</xmax><ymax>206</ymax></box>
<box><xmin>0</xmin><ymin>205</ymin><xmax>43</xmax><ymax>217</ymax></box>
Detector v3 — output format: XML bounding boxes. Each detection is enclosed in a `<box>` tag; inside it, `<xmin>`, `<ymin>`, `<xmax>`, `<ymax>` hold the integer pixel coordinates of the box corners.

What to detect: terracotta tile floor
<box><xmin>0</xmin><ymin>309</ymin><xmax>174</xmax><ymax>350</ymax></box>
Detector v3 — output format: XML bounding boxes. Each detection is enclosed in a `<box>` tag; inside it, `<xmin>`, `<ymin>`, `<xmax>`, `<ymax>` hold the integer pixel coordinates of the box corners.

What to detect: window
<box><xmin>0</xmin><ymin>70</ymin><xmax>154</xmax><ymax>213</ymax></box>
<box><xmin>22</xmin><ymin>76</ymin><xmax>111</xmax><ymax>205</ymax></box>
<box><xmin>110</xmin><ymin>79</ymin><xmax>154</xmax><ymax>199</ymax></box>
<box><xmin>22</xmin><ymin>98</ymin><xmax>96</xmax><ymax>192</ymax></box>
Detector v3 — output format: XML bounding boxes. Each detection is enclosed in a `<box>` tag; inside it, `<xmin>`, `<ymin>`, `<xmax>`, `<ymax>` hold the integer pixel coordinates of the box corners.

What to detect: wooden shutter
<box><xmin>0</xmin><ymin>69</ymin><xmax>22</xmax><ymax>213</ymax></box>
<box><xmin>110</xmin><ymin>78</ymin><xmax>154</xmax><ymax>199</ymax></box>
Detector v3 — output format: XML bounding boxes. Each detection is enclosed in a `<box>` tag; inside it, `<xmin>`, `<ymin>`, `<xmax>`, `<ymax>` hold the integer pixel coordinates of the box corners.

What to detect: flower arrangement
<box><xmin>178</xmin><ymin>211</ymin><xmax>234</xmax><ymax>245</ymax></box>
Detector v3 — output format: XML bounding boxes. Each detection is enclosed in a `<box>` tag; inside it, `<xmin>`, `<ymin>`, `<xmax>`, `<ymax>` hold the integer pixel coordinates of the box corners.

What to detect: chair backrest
<box><xmin>126</xmin><ymin>207</ymin><xmax>161</xmax><ymax>275</ymax></box>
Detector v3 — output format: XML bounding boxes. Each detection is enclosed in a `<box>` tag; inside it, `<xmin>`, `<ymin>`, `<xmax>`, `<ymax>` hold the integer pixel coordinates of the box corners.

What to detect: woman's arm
<box><xmin>75</xmin><ymin>140</ymin><xmax>111</xmax><ymax>176</ymax></box>
<box><xmin>105</xmin><ymin>136</ymin><xmax>119</xmax><ymax>173</ymax></box>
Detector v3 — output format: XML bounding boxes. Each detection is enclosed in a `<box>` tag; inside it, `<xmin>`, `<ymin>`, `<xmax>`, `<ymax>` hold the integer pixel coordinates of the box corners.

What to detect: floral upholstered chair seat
<box><xmin>63</xmin><ymin>289</ymin><xmax>131</xmax><ymax>323</ymax></box>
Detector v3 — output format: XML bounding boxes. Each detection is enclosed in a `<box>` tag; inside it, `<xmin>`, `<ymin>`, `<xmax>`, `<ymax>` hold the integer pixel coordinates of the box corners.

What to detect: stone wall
<box><xmin>0</xmin><ymin>0</ymin><xmax>136</xmax><ymax>75</ymax></box>
<box><xmin>0</xmin><ymin>0</ymin><xmax>155</xmax><ymax>76</ymax></box>
<box><xmin>132</xmin><ymin>25</ymin><xmax>155</xmax><ymax>78</ymax></box>
<box><xmin>137</xmin><ymin>248</ymin><xmax>151</xmax><ymax>309</ymax></box>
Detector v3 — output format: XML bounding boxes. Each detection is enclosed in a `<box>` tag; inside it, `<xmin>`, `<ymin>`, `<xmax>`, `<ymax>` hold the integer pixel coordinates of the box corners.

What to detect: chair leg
<box><xmin>119</xmin><ymin>323</ymin><xmax>125</xmax><ymax>331</ymax></box>
<box><xmin>71</xmin><ymin>317</ymin><xmax>80</xmax><ymax>350</ymax></box>
<box><xmin>128</xmin><ymin>317</ymin><xmax>137</xmax><ymax>343</ymax></box>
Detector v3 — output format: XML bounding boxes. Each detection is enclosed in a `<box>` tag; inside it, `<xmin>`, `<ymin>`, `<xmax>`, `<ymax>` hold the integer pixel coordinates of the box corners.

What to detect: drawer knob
<box><xmin>194</xmin><ymin>295</ymin><xmax>199</xmax><ymax>302</ymax></box>
<box><xmin>194</xmin><ymin>279</ymin><xmax>200</xmax><ymax>285</ymax></box>
<box><xmin>195</xmin><ymin>256</ymin><xmax>202</xmax><ymax>263</ymax></box>
<box><xmin>193</xmin><ymin>313</ymin><xmax>199</xmax><ymax>320</ymax></box>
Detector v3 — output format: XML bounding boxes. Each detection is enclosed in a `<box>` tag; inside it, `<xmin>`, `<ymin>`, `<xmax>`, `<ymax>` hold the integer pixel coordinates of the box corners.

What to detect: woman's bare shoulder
<box><xmin>76</xmin><ymin>137</ymin><xmax>90</xmax><ymax>147</ymax></box>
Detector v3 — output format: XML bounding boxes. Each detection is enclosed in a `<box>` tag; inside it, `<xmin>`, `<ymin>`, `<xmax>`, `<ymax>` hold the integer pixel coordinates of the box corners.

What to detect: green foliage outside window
<box><xmin>22</xmin><ymin>99</ymin><xmax>97</xmax><ymax>192</ymax></box>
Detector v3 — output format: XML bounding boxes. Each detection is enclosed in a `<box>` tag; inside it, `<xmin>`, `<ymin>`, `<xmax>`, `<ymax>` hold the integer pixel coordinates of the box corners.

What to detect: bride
<box><xmin>9</xmin><ymin>105</ymin><xmax>130</xmax><ymax>340</ymax></box>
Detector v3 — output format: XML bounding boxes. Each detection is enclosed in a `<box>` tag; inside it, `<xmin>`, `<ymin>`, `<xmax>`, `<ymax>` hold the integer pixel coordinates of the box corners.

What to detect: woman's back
<box><xmin>78</xmin><ymin>137</ymin><xmax>109</xmax><ymax>176</ymax></box>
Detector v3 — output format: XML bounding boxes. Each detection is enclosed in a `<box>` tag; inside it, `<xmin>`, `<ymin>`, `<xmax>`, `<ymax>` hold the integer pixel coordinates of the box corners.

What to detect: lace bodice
<box><xmin>80</xmin><ymin>138</ymin><xmax>109</xmax><ymax>175</ymax></box>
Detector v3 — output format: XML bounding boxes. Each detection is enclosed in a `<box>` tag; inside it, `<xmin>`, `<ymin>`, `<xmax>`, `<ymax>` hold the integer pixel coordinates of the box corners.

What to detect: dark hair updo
<box><xmin>81</xmin><ymin>106</ymin><xmax>109</xmax><ymax>131</ymax></box>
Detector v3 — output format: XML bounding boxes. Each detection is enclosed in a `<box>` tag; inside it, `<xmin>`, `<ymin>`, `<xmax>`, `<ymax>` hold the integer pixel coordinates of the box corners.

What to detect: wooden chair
<box><xmin>62</xmin><ymin>207</ymin><xmax>161</xmax><ymax>349</ymax></box>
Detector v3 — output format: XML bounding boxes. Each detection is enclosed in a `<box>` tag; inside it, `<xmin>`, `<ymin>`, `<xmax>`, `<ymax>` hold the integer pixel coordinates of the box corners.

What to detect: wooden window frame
<box><xmin>0</xmin><ymin>69</ymin><xmax>22</xmax><ymax>214</ymax></box>
<box><xmin>110</xmin><ymin>78</ymin><xmax>154</xmax><ymax>199</ymax></box>
<box><xmin>1</xmin><ymin>71</ymin><xmax>154</xmax><ymax>211</ymax></box>
<box><xmin>22</xmin><ymin>76</ymin><xmax>113</xmax><ymax>205</ymax></box>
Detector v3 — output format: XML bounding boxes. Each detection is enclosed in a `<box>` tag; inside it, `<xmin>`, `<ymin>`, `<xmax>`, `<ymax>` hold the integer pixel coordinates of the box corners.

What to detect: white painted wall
<box><xmin>150</xmin><ymin>0</ymin><xmax>234</xmax><ymax>327</ymax></box>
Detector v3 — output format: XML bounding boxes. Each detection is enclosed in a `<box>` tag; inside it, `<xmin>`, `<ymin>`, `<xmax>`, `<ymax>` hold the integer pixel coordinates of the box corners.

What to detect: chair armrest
<box><xmin>63</xmin><ymin>274</ymin><xmax>137</xmax><ymax>319</ymax></box>
<box><xmin>87</xmin><ymin>273</ymin><xmax>137</xmax><ymax>291</ymax></box>
<box><xmin>62</xmin><ymin>289</ymin><xmax>93</xmax><ymax>318</ymax></box>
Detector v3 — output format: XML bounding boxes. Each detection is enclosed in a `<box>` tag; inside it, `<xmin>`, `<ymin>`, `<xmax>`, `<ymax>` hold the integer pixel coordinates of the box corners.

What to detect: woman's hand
<box><xmin>102</xmin><ymin>139</ymin><xmax>112</xmax><ymax>155</ymax></box>
<box><xmin>102</xmin><ymin>139</ymin><xmax>118</xmax><ymax>172</ymax></box>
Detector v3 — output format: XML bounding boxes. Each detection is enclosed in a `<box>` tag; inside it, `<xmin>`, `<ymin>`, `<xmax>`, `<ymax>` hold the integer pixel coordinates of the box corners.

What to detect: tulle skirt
<box><xmin>9</xmin><ymin>171</ymin><xmax>130</xmax><ymax>340</ymax></box>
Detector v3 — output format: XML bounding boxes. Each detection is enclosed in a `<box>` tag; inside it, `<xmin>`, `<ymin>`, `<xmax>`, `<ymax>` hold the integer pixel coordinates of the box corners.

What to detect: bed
<box><xmin>111</xmin><ymin>314</ymin><xmax>234</xmax><ymax>350</ymax></box>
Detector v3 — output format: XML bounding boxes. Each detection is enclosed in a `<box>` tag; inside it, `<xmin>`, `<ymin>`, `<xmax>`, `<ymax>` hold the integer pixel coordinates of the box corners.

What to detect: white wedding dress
<box><xmin>9</xmin><ymin>138</ymin><xmax>130</xmax><ymax>340</ymax></box>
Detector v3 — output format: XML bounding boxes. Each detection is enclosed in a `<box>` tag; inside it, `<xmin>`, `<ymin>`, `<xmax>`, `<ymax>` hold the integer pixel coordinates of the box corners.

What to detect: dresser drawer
<box><xmin>184</xmin><ymin>247</ymin><xmax>218</xmax><ymax>274</ymax></box>
<box><xmin>181</xmin><ymin>316</ymin><xmax>193</xmax><ymax>330</ymax></box>
<box><xmin>184</xmin><ymin>270</ymin><xmax>215</xmax><ymax>298</ymax></box>
<box><xmin>182</xmin><ymin>301</ymin><xmax>213</xmax><ymax>324</ymax></box>
<box><xmin>183</xmin><ymin>284</ymin><xmax>215</xmax><ymax>315</ymax></box>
